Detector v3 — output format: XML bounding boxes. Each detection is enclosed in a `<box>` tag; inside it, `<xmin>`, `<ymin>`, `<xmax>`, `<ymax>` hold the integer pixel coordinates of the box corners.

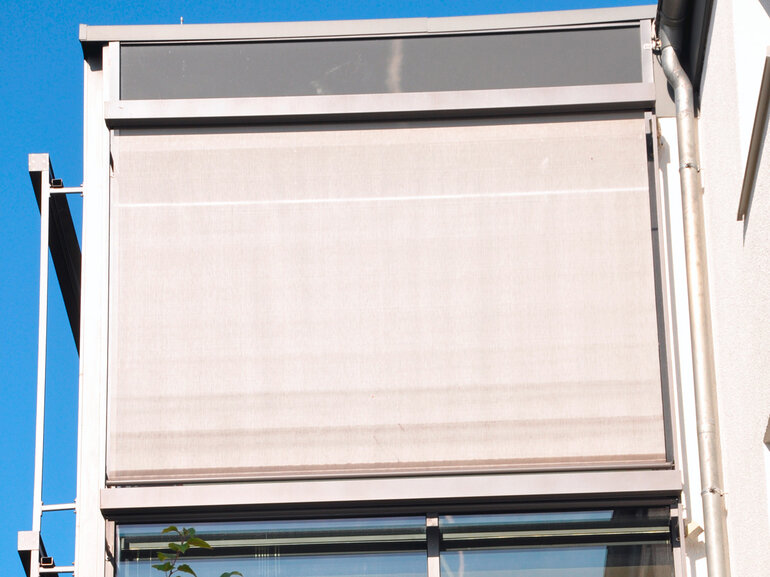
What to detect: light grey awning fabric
<box><xmin>107</xmin><ymin>116</ymin><xmax>666</xmax><ymax>482</ymax></box>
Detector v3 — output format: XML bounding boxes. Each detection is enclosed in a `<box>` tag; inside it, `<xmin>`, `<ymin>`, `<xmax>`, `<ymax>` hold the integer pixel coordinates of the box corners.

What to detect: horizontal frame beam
<box><xmin>80</xmin><ymin>6</ymin><xmax>656</xmax><ymax>43</ymax></box>
<box><xmin>41</xmin><ymin>503</ymin><xmax>77</xmax><ymax>512</ymax></box>
<box><xmin>101</xmin><ymin>470</ymin><xmax>682</xmax><ymax>516</ymax></box>
<box><xmin>105</xmin><ymin>82</ymin><xmax>655</xmax><ymax>127</ymax></box>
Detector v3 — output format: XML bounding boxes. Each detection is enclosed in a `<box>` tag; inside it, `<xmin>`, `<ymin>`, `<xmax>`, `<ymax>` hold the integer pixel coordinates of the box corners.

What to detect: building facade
<box><xmin>18</xmin><ymin>3</ymin><xmax>770</xmax><ymax>577</ymax></box>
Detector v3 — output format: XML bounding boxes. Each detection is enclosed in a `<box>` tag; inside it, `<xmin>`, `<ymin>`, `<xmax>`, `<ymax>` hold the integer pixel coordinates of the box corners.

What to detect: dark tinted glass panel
<box><xmin>121</xmin><ymin>26</ymin><xmax>642</xmax><ymax>100</ymax></box>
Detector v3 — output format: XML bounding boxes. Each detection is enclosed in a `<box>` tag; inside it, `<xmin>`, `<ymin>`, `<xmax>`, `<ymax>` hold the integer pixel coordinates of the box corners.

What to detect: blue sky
<box><xmin>0</xmin><ymin>1</ymin><xmax>651</xmax><ymax>575</ymax></box>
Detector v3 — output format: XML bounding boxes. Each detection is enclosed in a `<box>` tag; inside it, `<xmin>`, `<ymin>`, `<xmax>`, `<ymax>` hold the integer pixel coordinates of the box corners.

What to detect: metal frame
<box><xmin>112</xmin><ymin>505</ymin><xmax>680</xmax><ymax>577</ymax></box>
<box><xmin>648</xmin><ymin>110</ymin><xmax>690</xmax><ymax>576</ymax></box>
<box><xmin>100</xmin><ymin>470</ymin><xmax>682</xmax><ymax>516</ymax></box>
<box><xmin>28</xmin><ymin>158</ymin><xmax>81</xmax><ymax>350</ymax></box>
<box><xmin>69</xmin><ymin>9</ymin><xmax>689</xmax><ymax>577</ymax></box>
<box><xmin>22</xmin><ymin>154</ymin><xmax>82</xmax><ymax>577</ymax></box>
<box><xmin>99</xmin><ymin>20</ymin><xmax>677</xmax><ymax>487</ymax></box>
<box><xmin>80</xmin><ymin>5</ymin><xmax>656</xmax><ymax>43</ymax></box>
<box><xmin>74</xmin><ymin>42</ymin><xmax>113</xmax><ymax>577</ymax></box>
<box><xmin>104</xmin><ymin>109</ymin><xmax>676</xmax><ymax>487</ymax></box>
<box><xmin>112</xmin><ymin>505</ymin><xmax>683</xmax><ymax>577</ymax></box>
<box><xmin>646</xmin><ymin>112</ymin><xmax>680</xmax><ymax>466</ymax></box>
<box><xmin>649</xmin><ymin>114</ymin><xmax>691</xmax><ymax>518</ymax></box>
<box><xmin>86</xmin><ymin>10</ymin><xmax>656</xmax><ymax>126</ymax></box>
<box><xmin>104</xmin><ymin>83</ymin><xmax>655</xmax><ymax>126</ymax></box>
<box><xmin>30</xmin><ymin>154</ymin><xmax>51</xmax><ymax>541</ymax></box>
<box><xmin>640</xmin><ymin>18</ymin><xmax>655</xmax><ymax>86</ymax></box>
<box><xmin>673</xmin><ymin>502</ymin><xmax>688</xmax><ymax>577</ymax></box>
<box><xmin>100</xmin><ymin>15</ymin><xmax>656</xmax><ymax>126</ymax></box>
<box><xmin>426</xmin><ymin>515</ymin><xmax>439</xmax><ymax>577</ymax></box>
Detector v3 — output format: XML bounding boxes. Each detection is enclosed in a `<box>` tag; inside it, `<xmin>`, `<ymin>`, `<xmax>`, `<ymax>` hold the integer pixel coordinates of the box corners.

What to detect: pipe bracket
<box><xmin>701</xmin><ymin>486</ymin><xmax>726</xmax><ymax>497</ymax></box>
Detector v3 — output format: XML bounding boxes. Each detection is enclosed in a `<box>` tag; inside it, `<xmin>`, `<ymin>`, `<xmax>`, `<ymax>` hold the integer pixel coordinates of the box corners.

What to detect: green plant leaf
<box><xmin>176</xmin><ymin>564</ymin><xmax>197</xmax><ymax>577</ymax></box>
<box><xmin>152</xmin><ymin>562</ymin><xmax>173</xmax><ymax>572</ymax></box>
<box><xmin>179</xmin><ymin>542</ymin><xmax>190</xmax><ymax>554</ymax></box>
<box><xmin>187</xmin><ymin>537</ymin><xmax>211</xmax><ymax>549</ymax></box>
<box><xmin>157</xmin><ymin>552</ymin><xmax>169</xmax><ymax>561</ymax></box>
<box><xmin>162</xmin><ymin>526</ymin><xmax>180</xmax><ymax>535</ymax></box>
<box><xmin>219</xmin><ymin>572</ymin><xmax>243</xmax><ymax>577</ymax></box>
<box><xmin>168</xmin><ymin>543</ymin><xmax>182</xmax><ymax>553</ymax></box>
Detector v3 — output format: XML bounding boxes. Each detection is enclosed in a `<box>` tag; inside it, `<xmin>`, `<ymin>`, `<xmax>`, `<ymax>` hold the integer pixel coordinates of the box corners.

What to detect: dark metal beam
<box><xmin>29</xmin><ymin>155</ymin><xmax>81</xmax><ymax>353</ymax></box>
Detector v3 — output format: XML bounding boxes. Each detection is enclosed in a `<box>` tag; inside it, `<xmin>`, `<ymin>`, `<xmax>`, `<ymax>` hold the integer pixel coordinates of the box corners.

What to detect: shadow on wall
<box><xmin>743</xmin><ymin>95</ymin><xmax>768</xmax><ymax>241</ymax></box>
<box><xmin>761</xmin><ymin>0</ymin><xmax>770</xmax><ymax>19</ymax></box>
<box><xmin>686</xmin><ymin>531</ymin><xmax>707</xmax><ymax>577</ymax></box>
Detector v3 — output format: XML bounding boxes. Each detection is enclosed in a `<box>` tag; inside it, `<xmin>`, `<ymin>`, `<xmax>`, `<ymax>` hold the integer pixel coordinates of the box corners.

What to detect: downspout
<box><xmin>657</xmin><ymin>2</ymin><xmax>731</xmax><ymax>576</ymax></box>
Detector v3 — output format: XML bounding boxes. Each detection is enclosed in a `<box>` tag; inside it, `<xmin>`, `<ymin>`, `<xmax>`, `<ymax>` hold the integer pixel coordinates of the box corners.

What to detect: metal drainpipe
<box><xmin>657</xmin><ymin>16</ymin><xmax>731</xmax><ymax>577</ymax></box>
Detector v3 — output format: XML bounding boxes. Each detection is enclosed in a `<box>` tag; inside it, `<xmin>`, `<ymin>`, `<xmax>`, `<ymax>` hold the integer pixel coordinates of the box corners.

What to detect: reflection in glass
<box><xmin>120</xmin><ymin>27</ymin><xmax>643</xmax><ymax>100</ymax></box>
<box><xmin>440</xmin><ymin>509</ymin><xmax>674</xmax><ymax>577</ymax></box>
<box><xmin>117</xmin><ymin>509</ymin><xmax>675</xmax><ymax>577</ymax></box>
<box><xmin>441</xmin><ymin>545</ymin><xmax>673</xmax><ymax>577</ymax></box>
<box><xmin>118</xmin><ymin>517</ymin><xmax>426</xmax><ymax>577</ymax></box>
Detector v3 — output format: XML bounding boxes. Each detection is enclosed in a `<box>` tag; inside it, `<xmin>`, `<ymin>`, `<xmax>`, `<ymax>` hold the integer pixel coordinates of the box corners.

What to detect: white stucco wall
<box><xmin>694</xmin><ymin>0</ymin><xmax>770</xmax><ymax>574</ymax></box>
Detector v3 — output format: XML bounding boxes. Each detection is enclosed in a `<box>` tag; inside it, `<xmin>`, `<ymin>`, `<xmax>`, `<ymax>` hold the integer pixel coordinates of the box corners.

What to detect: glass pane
<box><xmin>120</xmin><ymin>27</ymin><xmax>642</xmax><ymax>100</ymax></box>
<box><xmin>440</xmin><ymin>508</ymin><xmax>671</xmax><ymax>540</ymax></box>
<box><xmin>440</xmin><ymin>509</ymin><xmax>674</xmax><ymax>577</ymax></box>
<box><xmin>118</xmin><ymin>517</ymin><xmax>426</xmax><ymax>577</ymax></box>
<box><xmin>440</xmin><ymin>544</ymin><xmax>674</xmax><ymax>577</ymax></box>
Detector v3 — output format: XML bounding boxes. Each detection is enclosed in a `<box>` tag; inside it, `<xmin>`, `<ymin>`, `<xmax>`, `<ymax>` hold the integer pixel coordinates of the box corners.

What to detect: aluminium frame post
<box><xmin>426</xmin><ymin>515</ymin><xmax>440</xmax><ymax>577</ymax></box>
<box><xmin>30</xmin><ymin>153</ymin><xmax>52</xmax><ymax>577</ymax></box>
<box><xmin>74</xmin><ymin>42</ymin><xmax>112</xmax><ymax>577</ymax></box>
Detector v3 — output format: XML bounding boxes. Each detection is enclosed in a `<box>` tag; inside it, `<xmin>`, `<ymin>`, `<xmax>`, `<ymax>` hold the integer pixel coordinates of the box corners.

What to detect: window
<box><xmin>117</xmin><ymin>507</ymin><xmax>675</xmax><ymax>577</ymax></box>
